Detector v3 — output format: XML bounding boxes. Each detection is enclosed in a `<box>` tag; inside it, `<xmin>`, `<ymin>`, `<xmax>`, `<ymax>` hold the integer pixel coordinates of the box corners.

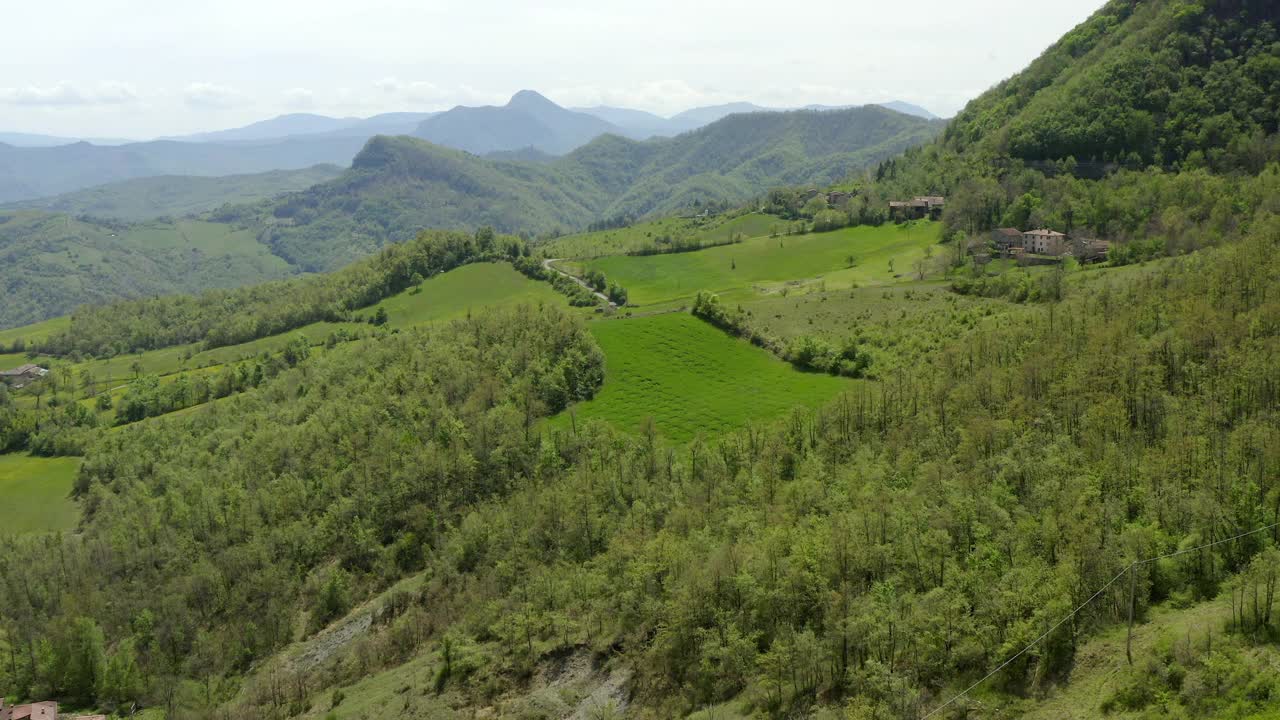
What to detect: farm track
<box><xmin>542</xmin><ymin>258</ymin><xmax>615</xmax><ymax>307</ymax></box>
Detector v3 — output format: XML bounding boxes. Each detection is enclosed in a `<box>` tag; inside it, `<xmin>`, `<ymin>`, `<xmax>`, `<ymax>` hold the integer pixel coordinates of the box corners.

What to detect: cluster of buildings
<box><xmin>991</xmin><ymin>227</ymin><xmax>1109</xmax><ymax>262</ymax></box>
<box><xmin>0</xmin><ymin>700</ymin><xmax>103</xmax><ymax>720</ymax></box>
<box><xmin>0</xmin><ymin>364</ymin><xmax>47</xmax><ymax>390</ymax></box>
<box><xmin>888</xmin><ymin>196</ymin><xmax>947</xmax><ymax>220</ymax></box>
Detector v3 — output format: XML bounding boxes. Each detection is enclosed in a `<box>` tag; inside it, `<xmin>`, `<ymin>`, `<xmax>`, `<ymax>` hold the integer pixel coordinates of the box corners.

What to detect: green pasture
<box><xmin>551</xmin><ymin>312</ymin><xmax>849</xmax><ymax>443</ymax></box>
<box><xmin>540</xmin><ymin>212</ymin><xmax>782</xmax><ymax>259</ymax></box>
<box><xmin>579</xmin><ymin>221</ymin><xmax>943</xmax><ymax>306</ymax></box>
<box><xmin>0</xmin><ymin>454</ymin><xmax>80</xmax><ymax>534</ymax></box>
<box><xmin>371</xmin><ymin>261</ymin><xmax>567</xmax><ymax>328</ymax></box>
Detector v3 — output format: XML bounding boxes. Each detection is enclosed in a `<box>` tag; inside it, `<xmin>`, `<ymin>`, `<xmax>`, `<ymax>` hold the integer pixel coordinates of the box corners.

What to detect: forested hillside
<box><xmin>0</xmin><ymin>212</ymin><xmax>298</xmax><ymax>330</ymax></box>
<box><xmin>4</xmin><ymin>1</ymin><xmax>1280</xmax><ymax>718</ymax></box>
<box><xmin>852</xmin><ymin>0</ymin><xmax>1280</xmax><ymax>255</ymax></box>
<box><xmin>0</xmin><ymin>136</ymin><xmax>366</xmax><ymax>203</ymax></box>
<box><xmin>3</xmin><ymin>198</ymin><xmax>1279</xmax><ymax>720</ymax></box>
<box><xmin>219</xmin><ymin>105</ymin><xmax>940</xmax><ymax>271</ymax></box>
<box><xmin>2</xmin><ymin>165</ymin><xmax>344</xmax><ymax>221</ymax></box>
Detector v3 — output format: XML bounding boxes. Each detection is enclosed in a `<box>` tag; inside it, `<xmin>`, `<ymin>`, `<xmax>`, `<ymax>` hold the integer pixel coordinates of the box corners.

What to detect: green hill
<box><xmin>2</xmin><ymin>165</ymin><xmax>343</xmax><ymax>221</ymax></box>
<box><xmin>226</xmin><ymin>105</ymin><xmax>941</xmax><ymax>271</ymax></box>
<box><xmin>859</xmin><ymin>0</ymin><xmax>1280</xmax><ymax>250</ymax></box>
<box><xmin>0</xmin><ymin>211</ymin><xmax>297</xmax><ymax>329</ymax></box>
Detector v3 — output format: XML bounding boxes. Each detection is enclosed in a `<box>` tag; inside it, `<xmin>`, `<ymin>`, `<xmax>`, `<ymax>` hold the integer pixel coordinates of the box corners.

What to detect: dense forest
<box><xmin>4</xmin><ymin>1</ymin><xmax>1280</xmax><ymax>718</ymax></box>
<box><xmin>3</xmin><ymin>199</ymin><xmax>1278</xmax><ymax>719</ymax></box>
<box><xmin>840</xmin><ymin>0</ymin><xmax>1280</xmax><ymax>256</ymax></box>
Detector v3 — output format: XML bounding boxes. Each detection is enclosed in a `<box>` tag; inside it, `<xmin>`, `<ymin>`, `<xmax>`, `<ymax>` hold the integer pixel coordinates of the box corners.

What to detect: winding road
<box><xmin>542</xmin><ymin>258</ymin><xmax>616</xmax><ymax>307</ymax></box>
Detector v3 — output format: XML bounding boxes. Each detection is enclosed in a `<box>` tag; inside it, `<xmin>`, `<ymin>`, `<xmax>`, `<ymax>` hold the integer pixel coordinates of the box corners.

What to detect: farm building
<box><xmin>0</xmin><ymin>364</ymin><xmax>48</xmax><ymax>389</ymax></box>
<box><xmin>826</xmin><ymin>191</ymin><xmax>853</xmax><ymax>206</ymax></box>
<box><xmin>888</xmin><ymin>195</ymin><xmax>945</xmax><ymax>220</ymax></box>
<box><xmin>1022</xmin><ymin>229</ymin><xmax>1069</xmax><ymax>255</ymax></box>
<box><xmin>992</xmin><ymin>227</ymin><xmax>1024</xmax><ymax>256</ymax></box>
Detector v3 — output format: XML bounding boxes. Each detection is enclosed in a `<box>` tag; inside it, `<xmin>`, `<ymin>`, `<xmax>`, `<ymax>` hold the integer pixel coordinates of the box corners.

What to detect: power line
<box><xmin>920</xmin><ymin>520</ymin><xmax>1280</xmax><ymax>720</ymax></box>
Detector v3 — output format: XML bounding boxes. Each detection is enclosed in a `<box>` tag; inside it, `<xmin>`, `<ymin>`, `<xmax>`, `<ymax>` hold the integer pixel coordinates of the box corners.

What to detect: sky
<box><xmin>3</xmin><ymin>0</ymin><xmax>1107</xmax><ymax>139</ymax></box>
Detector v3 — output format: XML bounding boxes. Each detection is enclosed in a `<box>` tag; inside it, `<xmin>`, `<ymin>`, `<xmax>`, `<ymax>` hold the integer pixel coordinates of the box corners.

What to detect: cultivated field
<box><xmin>371</xmin><ymin>261</ymin><xmax>568</xmax><ymax>328</ymax></box>
<box><xmin>552</xmin><ymin>312</ymin><xmax>850</xmax><ymax>443</ymax></box>
<box><xmin>0</xmin><ymin>454</ymin><xmax>80</xmax><ymax>534</ymax></box>
<box><xmin>577</xmin><ymin>221</ymin><xmax>943</xmax><ymax>306</ymax></box>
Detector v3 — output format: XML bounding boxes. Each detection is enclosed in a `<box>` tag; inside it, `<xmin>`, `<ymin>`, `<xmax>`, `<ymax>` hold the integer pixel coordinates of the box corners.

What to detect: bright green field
<box><xmin>0</xmin><ymin>454</ymin><xmax>80</xmax><ymax>534</ymax></box>
<box><xmin>579</xmin><ymin>221</ymin><xmax>943</xmax><ymax>306</ymax></box>
<box><xmin>540</xmin><ymin>212</ymin><xmax>783</xmax><ymax>259</ymax></box>
<box><xmin>371</xmin><ymin>262</ymin><xmax>568</xmax><ymax>328</ymax></box>
<box><xmin>0</xmin><ymin>315</ymin><xmax>70</xmax><ymax>347</ymax></box>
<box><xmin>552</xmin><ymin>313</ymin><xmax>850</xmax><ymax>443</ymax></box>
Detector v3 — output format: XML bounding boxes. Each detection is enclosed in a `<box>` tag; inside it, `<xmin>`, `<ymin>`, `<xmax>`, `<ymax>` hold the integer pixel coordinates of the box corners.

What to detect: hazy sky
<box><xmin>4</xmin><ymin>0</ymin><xmax>1106</xmax><ymax>139</ymax></box>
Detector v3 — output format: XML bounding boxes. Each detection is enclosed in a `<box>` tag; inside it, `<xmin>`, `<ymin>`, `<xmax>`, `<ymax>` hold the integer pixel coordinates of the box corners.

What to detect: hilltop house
<box><xmin>1022</xmin><ymin>229</ymin><xmax>1069</xmax><ymax>255</ymax></box>
<box><xmin>889</xmin><ymin>195</ymin><xmax>945</xmax><ymax>220</ymax></box>
<box><xmin>0</xmin><ymin>364</ymin><xmax>48</xmax><ymax>389</ymax></box>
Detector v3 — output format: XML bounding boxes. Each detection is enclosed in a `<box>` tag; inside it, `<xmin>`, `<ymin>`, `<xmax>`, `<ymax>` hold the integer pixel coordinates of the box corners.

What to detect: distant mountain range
<box><xmin>0</xmin><ymin>92</ymin><xmax>941</xmax><ymax>207</ymax></box>
<box><xmin>164</xmin><ymin>112</ymin><xmax>437</xmax><ymax>143</ymax></box>
<box><xmin>220</xmin><ymin>104</ymin><xmax>944</xmax><ymax>271</ymax></box>
<box><xmin>0</xmin><ymin>135</ymin><xmax>369</xmax><ymax>203</ymax></box>
<box><xmin>2</xmin><ymin>165</ymin><xmax>344</xmax><ymax>221</ymax></box>
<box><xmin>412</xmin><ymin>90</ymin><xmax>619</xmax><ymax>155</ymax></box>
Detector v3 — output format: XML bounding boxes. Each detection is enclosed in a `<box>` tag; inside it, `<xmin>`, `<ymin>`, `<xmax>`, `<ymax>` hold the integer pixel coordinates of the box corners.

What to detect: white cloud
<box><xmin>548</xmin><ymin>81</ymin><xmax>741</xmax><ymax>117</ymax></box>
<box><xmin>374</xmin><ymin>77</ymin><xmax>503</xmax><ymax>109</ymax></box>
<box><xmin>0</xmin><ymin>81</ymin><xmax>137</xmax><ymax>106</ymax></box>
<box><xmin>183</xmin><ymin>82</ymin><xmax>245</xmax><ymax>108</ymax></box>
<box><xmin>284</xmin><ymin>87</ymin><xmax>315</xmax><ymax>109</ymax></box>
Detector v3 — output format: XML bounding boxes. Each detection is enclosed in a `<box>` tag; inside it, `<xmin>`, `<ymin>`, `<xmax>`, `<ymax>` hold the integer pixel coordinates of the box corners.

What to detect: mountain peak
<box><xmin>507</xmin><ymin>90</ymin><xmax>559</xmax><ymax>110</ymax></box>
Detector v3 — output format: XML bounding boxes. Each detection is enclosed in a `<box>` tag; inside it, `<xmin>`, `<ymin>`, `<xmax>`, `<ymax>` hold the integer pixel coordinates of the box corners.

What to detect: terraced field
<box><xmin>0</xmin><ymin>454</ymin><xmax>80</xmax><ymax>534</ymax></box>
<box><xmin>577</xmin><ymin>221</ymin><xmax>942</xmax><ymax>306</ymax></box>
<box><xmin>553</xmin><ymin>312</ymin><xmax>849</xmax><ymax>442</ymax></box>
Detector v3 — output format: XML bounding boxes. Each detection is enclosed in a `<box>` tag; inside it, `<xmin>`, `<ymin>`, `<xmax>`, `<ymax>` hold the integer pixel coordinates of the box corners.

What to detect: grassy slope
<box><xmin>370</xmin><ymin>262</ymin><xmax>567</xmax><ymax>328</ymax></box>
<box><xmin>552</xmin><ymin>312</ymin><xmax>849</xmax><ymax>443</ymax></box>
<box><xmin>3</xmin><ymin>165</ymin><xmax>344</xmax><ymax>221</ymax></box>
<box><xmin>0</xmin><ymin>454</ymin><xmax>80</xmax><ymax>534</ymax></box>
<box><xmin>580</xmin><ymin>221</ymin><xmax>943</xmax><ymax>306</ymax></box>
<box><xmin>539</xmin><ymin>212</ymin><xmax>783</xmax><ymax>259</ymax></box>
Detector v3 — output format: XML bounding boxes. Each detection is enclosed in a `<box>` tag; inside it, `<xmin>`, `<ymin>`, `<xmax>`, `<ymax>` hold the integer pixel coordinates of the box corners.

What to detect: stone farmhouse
<box><xmin>990</xmin><ymin>227</ymin><xmax>1109</xmax><ymax>262</ymax></box>
<box><xmin>0</xmin><ymin>364</ymin><xmax>48</xmax><ymax>389</ymax></box>
<box><xmin>1023</xmin><ymin>228</ymin><xmax>1069</xmax><ymax>255</ymax></box>
<box><xmin>889</xmin><ymin>196</ymin><xmax>946</xmax><ymax>220</ymax></box>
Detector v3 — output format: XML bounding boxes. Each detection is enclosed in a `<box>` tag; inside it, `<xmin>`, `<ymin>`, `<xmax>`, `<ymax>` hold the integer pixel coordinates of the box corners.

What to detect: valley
<box><xmin>3</xmin><ymin>1</ymin><xmax>1280</xmax><ymax>719</ymax></box>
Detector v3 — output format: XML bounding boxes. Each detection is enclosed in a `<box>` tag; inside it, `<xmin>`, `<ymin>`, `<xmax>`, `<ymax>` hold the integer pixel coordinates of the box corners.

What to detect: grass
<box><xmin>540</xmin><ymin>212</ymin><xmax>784</xmax><ymax>259</ymax></box>
<box><xmin>370</xmin><ymin>261</ymin><xmax>568</xmax><ymax>328</ymax></box>
<box><xmin>0</xmin><ymin>454</ymin><xmax>80</xmax><ymax>534</ymax></box>
<box><xmin>576</xmin><ymin>221</ymin><xmax>943</xmax><ymax>306</ymax></box>
<box><xmin>740</xmin><ymin>280</ymin><xmax>1030</xmax><ymax>374</ymax></box>
<box><xmin>0</xmin><ymin>315</ymin><xmax>70</xmax><ymax>347</ymax></box>
<box><xmin>551</xmin><ymin>312</ymin><xmax>850</xmax><ymax>443</ymax></box>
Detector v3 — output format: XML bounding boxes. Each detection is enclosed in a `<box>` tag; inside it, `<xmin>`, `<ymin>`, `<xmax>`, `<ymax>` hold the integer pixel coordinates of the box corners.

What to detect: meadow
<box><xmin>539</xmin><ymin>212</ymin><xmax>782</xmax><ymax>259</ymax></box>
<box><xmin>550</xmin><ymin>312</ymin><xmax>850</xmax><ymax>443</ymax></box>
<box><xmin>0</xmin><ymin>454</ymin><xmax>80</xmax><ymax>534</ymax></box>
<box><xmin>370</xmin><ymin>261</ymin><xmax>568</xmax><ymax>328</ymax></box>
<box><xmin>576</xmin><ymin>221</ymin><xmax>943</xmax><ymax>306</ymax></box>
